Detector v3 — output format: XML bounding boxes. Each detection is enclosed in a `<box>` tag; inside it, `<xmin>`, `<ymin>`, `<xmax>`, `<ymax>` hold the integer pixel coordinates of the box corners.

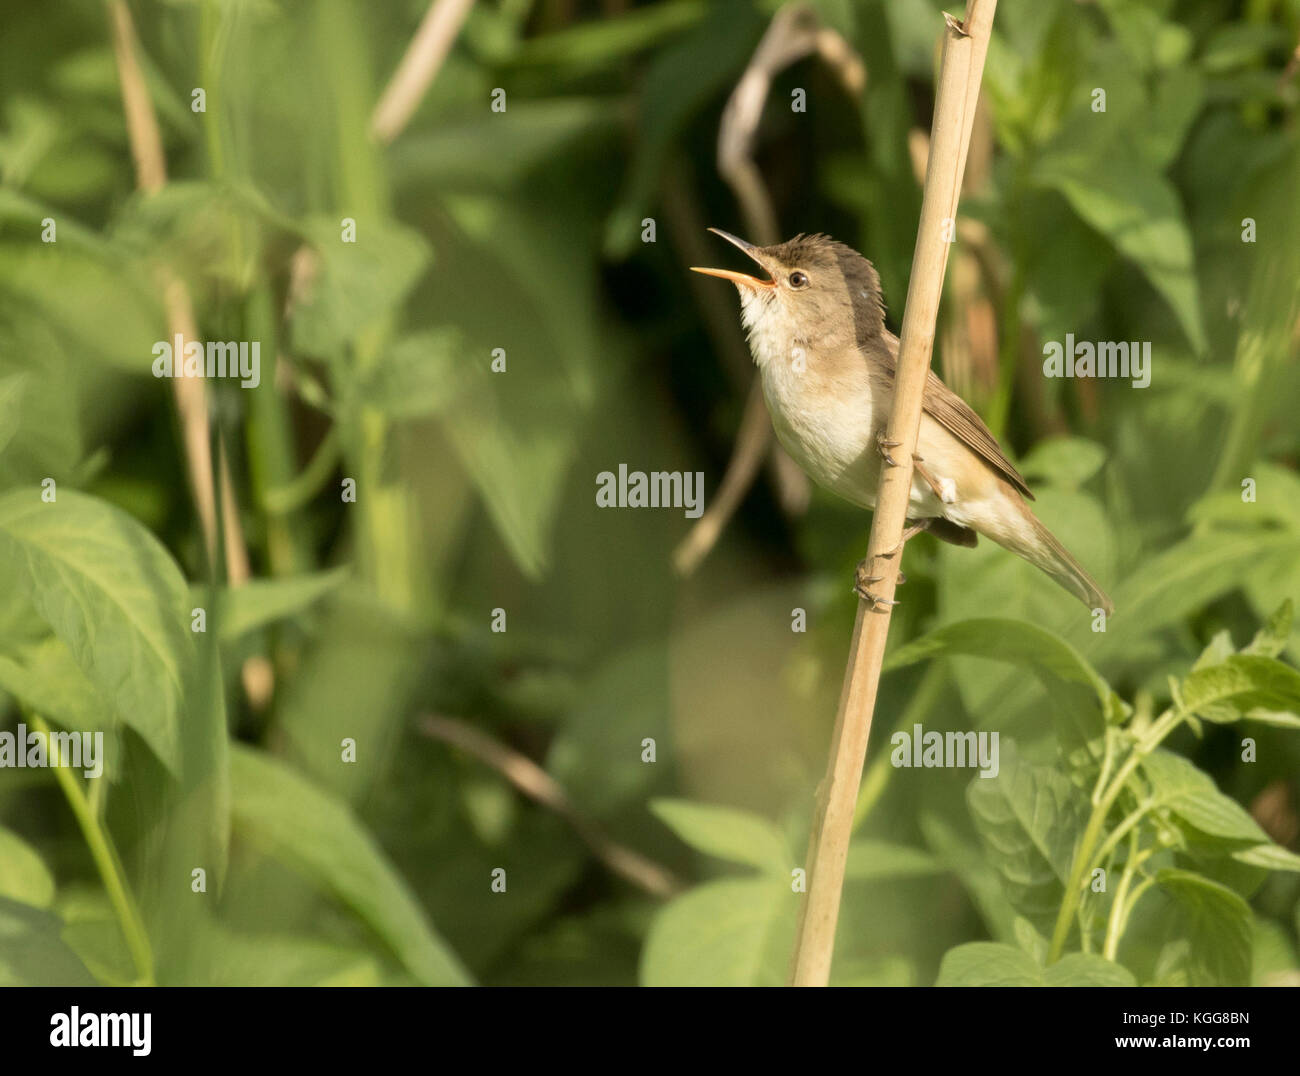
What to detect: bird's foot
<box><xmin>880</xmin><ymin>519</ymin><xmax>932</xmax><ymax>559</ymax></box>
<box><xmin>854</xmin><ymin>558</ymin><xmax>902</xmax><ymax>610</ymax></box>
<box><xmin>876</xmin><ymin>430</ymin><xmax>902</xmax><ymax>467</ymax></box>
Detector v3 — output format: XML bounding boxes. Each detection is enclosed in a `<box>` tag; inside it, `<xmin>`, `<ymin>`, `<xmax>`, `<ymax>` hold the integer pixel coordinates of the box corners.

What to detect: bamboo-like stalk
<box><xmin>788</xmin><ymin>0</ymin><xmax>997</xmax><ymax>988</ymax></box>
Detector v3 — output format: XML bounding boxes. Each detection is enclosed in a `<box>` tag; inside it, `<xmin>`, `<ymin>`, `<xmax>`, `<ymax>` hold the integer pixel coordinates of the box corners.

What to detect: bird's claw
<box><xmin>876</xmin><ymin>431</ymin><xmax>902</xmax><ymax>467</ymax></box>
<box><xmin>854</xmin><ymin>560</ymin><xmax>900</xmax><ymax>610</ymax></box>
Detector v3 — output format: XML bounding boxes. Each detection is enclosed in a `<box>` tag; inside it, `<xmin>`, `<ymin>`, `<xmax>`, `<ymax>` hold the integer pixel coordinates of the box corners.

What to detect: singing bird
<box><xmin>692</xmin><ymin>229</ymin><xmax>1113</xmax><ymax>615</ymax></box>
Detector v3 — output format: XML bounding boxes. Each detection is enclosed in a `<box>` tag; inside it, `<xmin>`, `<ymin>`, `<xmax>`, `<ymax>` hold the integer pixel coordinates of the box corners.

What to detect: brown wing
<box><xmin>876</xmin><ymin>331</ymin><xmax>1035</xmax><ymax>501</ymax></box>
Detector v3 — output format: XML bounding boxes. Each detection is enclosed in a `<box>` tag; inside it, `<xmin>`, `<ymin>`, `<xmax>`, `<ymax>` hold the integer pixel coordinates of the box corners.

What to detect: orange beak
<box><xmin>690</xmin><ymin>228</ymin><xmax>776</xmax><ymax>290</ymax></box>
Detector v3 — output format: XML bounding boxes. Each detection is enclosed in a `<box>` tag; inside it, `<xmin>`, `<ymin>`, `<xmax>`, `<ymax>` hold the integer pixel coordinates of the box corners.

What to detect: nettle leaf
<box><xmin>936</xmin><ymin>942</ymin><xmax>1136</xmax><ymax>987</ymax></box>
<box><xmin>0</xmin><ymin>827</ymin><xmax>55</xmax><ymax>909</ymax></box>
<box><xmin>0</xmin><ymin>489</ymin><xmax>190</xmax><ymax>771</ymax></box>
<box><xmin>230</xmin><ymin>746</ymin><xmax>469</xmax><ymax>986</ymax></box>
<box><xmin>886</xmin><ymin>617</ymin><xmax>1115</xmax><ymax>746</ymax></box>
<box><xmin>640</xmin><ymin>877</ymin><xmax>790</xmax><ymax>987</ymax></box>
<box><xmin>1031</xmin><ymin>149</ymin><xmax>1205</xmax><ymax>352</ymax></box>
<box><xmin>191</xmin><ymin>567</ymin><xmax>350</xmax><ymax>642</ymax></box>
<box><xmin>353</xmin><ymin>330</ymin><xmax>468</xmax><ymax>421</ymax></box>
<box><xmin>1043</xmin><ymin>953</ymin><xmax>1138</xmax><ymax>987</ymax></box>
<box><xmin>1179</xmin><ymin>654</ymin><xmax>1300</xmax><ymax>726</ymax></box>
<box><xmin>1140</xmin><ymin>749</ymin><xmax>1268</xmax><ymax>845</ymax></box>
<box><xmin>1244</xmin><ymin>600</ymin><xmax>1294</xmax><ymax>660</ymax></box>
<box><xmin>0</xmin><ymin>898</ymin><xmax>96</xmax><ymax>986</ymax></box>
<box><xmin>289</xmin><ymin>216</ymin><xmax>432</xmax><ymax>359</ymax></box>
<box><xmin>1154</xmin><ymin>869</ymin><xmax>1253</xmax><ymax>986</ymax></box>
<box><xmin>967</xmin><ymin>741</ymin><xmax>1088</xmax><ymax>930</ymax></box>
<box><xmin>649</xmin><ymin>799</ymin><xmax>788</xmax><ymax>874</ymax></box>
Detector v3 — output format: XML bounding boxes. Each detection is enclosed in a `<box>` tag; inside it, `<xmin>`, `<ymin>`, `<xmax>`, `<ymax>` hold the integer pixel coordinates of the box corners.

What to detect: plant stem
<box><xmin>788</xmin><ymin>0</ymin><xmax>997</xmax><ymax>987</ymax></box>
<box><xmin>1048</xmin><ymin>708</ymin><xmax>1182</xmax><ymax>962</ymax></box>
<box><xmin>31</xmin><ymin>715</ymin><xmax>154</xmax><ymax>985</ymax></box>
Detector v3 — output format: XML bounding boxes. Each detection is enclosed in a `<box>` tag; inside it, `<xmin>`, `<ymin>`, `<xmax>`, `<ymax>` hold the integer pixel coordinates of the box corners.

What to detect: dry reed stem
<box><xmin>674</xmin><ymin>2</ymin><xmax>865</xmax><ymax>575</ymax></box>
<box><xmin>788</xmin><ymin>0</ymin><xmax>998</xmax><ymax>988</ymax></box>
<box><xmin>418</xmin><ymin>715</ymin><xmax>682</xmax><ymax>899</ymax></box>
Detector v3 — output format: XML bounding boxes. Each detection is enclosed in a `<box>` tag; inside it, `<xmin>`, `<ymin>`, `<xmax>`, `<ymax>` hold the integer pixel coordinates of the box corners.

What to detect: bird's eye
<box><xmin>789</xmin><ymin>271</ymin><xmax>809</xmax><ymax>288</ymax></box>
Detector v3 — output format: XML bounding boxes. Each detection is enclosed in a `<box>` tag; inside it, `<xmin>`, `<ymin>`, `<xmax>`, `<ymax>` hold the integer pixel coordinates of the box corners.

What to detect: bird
<box><xmin>691</xmin><ymin>228</ymin><xmax>1114</xmax><ymax>615</ymax></box>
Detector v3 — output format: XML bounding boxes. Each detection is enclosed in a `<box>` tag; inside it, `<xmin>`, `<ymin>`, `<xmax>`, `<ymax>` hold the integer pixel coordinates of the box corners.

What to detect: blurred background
<box><xmin>0</xmin><ymin>0</ymin><xmax>1298</xmax><ymax>986</ymax></box>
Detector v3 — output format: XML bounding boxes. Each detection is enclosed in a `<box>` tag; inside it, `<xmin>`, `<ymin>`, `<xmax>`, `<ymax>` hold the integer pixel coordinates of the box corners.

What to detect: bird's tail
<box><xmin>989</xmin><ymin>499</ymin><xmax>1115</xmax><ymax>615</ymax></box>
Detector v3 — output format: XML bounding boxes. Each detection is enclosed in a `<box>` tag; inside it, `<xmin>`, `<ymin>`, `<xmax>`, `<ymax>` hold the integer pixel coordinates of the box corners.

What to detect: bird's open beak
<box><xmin>690</xmin><ymin>228</ymin><xmax>776</xmax><ymax>290</ymax></box>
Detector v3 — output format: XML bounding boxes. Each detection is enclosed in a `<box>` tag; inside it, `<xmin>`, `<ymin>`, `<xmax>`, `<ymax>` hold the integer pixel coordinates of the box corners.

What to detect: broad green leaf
<box><xmin>0</xmin><ymin>489</ymin><xmax>190</xmax><ymax>771</ymax></box>
<box><xmin>1141</xmin><ymin>749</ymin><xmax>1269</xmax><ymax>845</ymax></box>
<box><xmin>1018</xmin><ymin>437</ymin><xmax>1107</xmax><ymax>490</ymax></box>
<box><xmin>0</xmin><ymin>373</ymin><xmax>26</xmax><ymax>459</ymax></box>
<box><xmin>887</xmin><ymin>616</ymin><xmax>1114</xmax><ymax>749</ymax></box>
<box><xmin>844</xmin><ymin>839</ymin><xmax>945</xmax><ymax>881</ymax></box>
<box><xmin>289</xmin><ymin>216</ymin><xmax>432</xmax><ymax>359</ymax></box>
<box><xmin>354</xmin><ymin>330</ymin><xmax>468</xmax><ymax>421</ymax></box>
<box><xmin>1179</xmin><ymin>654</ymin><xmax>1300</xmax><ymax>725</ymax></box>
<box><xmin>0</xmin><ymin>827</ymin><xmax>55</xmax><ymax>908</ymax></box>
<box><xmin>1232</xmin><ymin>843</ymin><xmax>1300</xmax><ymax>873</ymax></box>
<box><xmin>230</xmin><ymin>746</ymin><xmax>469</xmax><ymax>986</ymax></box>
<box><xmin>0</xmin><ymin>898</ymin><xmax>95</xmax><ymax>986</ymax></box>
<box><xmin>967</xmin><ymin>741</ymin><xmax>1087</xmax><ymax>930</ymax></box>
<box><xmin>1032</xmin><ymin>151</ymin><xmax>1204</xmax><ymax>352</ymax></box>
<box><xmin>193</xmin><ymin>567</ymin><xmax>350</xmax><ymax>642</ymax></box>
<box><xmin>640</xmin><ymin>877</ymin><xmax>789</xmax><ymax>986</ymax></box>
<box><xmin>649</xmin><ymin>799</ymin><xmax>788</xmax><ymax>874</ymax></box>
<box><xmin>1100</xmin><ymin>530</ymin><xmax>1300</xmax><ymax>653</ymax></box>
<box><xmin>1154</xmin><ymin>869</ymin><xmax>1253</xmax><ymax>986</ymax></box>
<box><xmin>1043</xmin><ymin>953</ymin><xmax>1138</xmax><ymax>987</ymax></box>
<box><xmin>936</xmin><ymin>942</ymin><xmax>1040</xmax><ymax>986</ymax></box>
<box><xmin>886</xmin><ymin>618</ymin><xmax>1110</xmax><ymax>706</ymax></box>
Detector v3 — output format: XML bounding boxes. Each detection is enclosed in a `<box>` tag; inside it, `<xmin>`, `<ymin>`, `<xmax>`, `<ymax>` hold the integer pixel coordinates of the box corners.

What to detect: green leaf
<box><xmin>0</xmin><ymin>373</ymin><xmax>27</xmax><ymax>459</ymax></box>
<box><xmin>967</xmin><ymin>741</ymin><xmax>1087</xmax><ymax>930</ymax></box>
<box><xmin>1018</xmin><ymin>437</ymin><xmax>1107</xmax><ymax>490</ymax></box>
<box><xmin>195</xmin><ymin>567</ymin><xmax>350</xmax><ymax>642</ymax></box>
<box><xmin>1179</xmin><ymin>654</ymin><xmax>1300</xmax><ymax>725</ymax></box>
<box><xmin>229</xmin><ymin>746</ymin><xmax>469</xmax><ymax>986</ymax></box>
<box><xmin>289</xmin><ymin>216</ymin><xmax>432</xmax><ymax>359</ymax></box>
<box><xmin>937</xmin><ymin>942</ymin><xmax>1136</xmax><ymax>987</ymax></box>
<box><xmin>0</xmin><ymin>898</ymin><xmax>96</xmax><ymax>986</ymax></box>
<box><xmin>887</xmin><ymin>618</ymin><xmax>1110</xmax><ymax>707</ymax></box>
<box><xmin>354</xmin><ymin>330</ymin><xmax>468</xmax><ymax>421</ymax></box>
<box><xmin>1232</xmin><ymin>843</ymin><xmax>1300</xmax><ymax>873</ymax></box>
<box><xmin>888</xmin><ymin>617</ymin><xmax>1114</xmax><ymax>748</ymax></box>
<box><xmin>649</xmin><ymin>799</ymin><xmax>788</xmax><ymax>874</ymax></box>
<box><xmin>0</xmin><ymin>489</ymin><xmax>190</xmax><ymax>771</ymax></box>
<box><xmin>640</xmin><ymin>877</ymin><xmax>789</xmax><ymax>986</ymax></box>
<box><xmin>1043</xmin><ymin>953</ymin><xmax>1138</xmax><ymax>987</ymax></box>
<box><xmin>1154</xmin><ymin>869</ymin><xmax>1253</xmax><ymax>986</ymax></box>
<box><xmin>0</xmin><ymin>827</ymin><xmax>55</xmax><ymax>908</ymax></box>
<box><xmin>1244</xmin><ymin>601</ymin><xmax>1294</xmax><ymax>659</ymax></box>
<box><xmin>1140</xmin><ymin>749</ymin><xmax>1269</xmax><ymax>845</ymax></box>
<box><xmin>936</xmin><ymin>942</ymin><xmax>1040</xmax><ymax>986</ymax></box>
<box><xmin>844</xmin><ymin>839</ymin><xmax>945</xmax><ymax>881</ymax></box>
<box><xmin>1032</xmin><ymin>149</ymin><xmax>1205</xmax><ymax>351</ymax></box>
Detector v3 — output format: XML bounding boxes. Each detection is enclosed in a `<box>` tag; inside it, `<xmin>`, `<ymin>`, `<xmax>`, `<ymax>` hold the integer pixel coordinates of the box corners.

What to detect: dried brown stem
<box><xmin>788</xmin><ymin>0</ymin><xmax>997</xmax><ymax>987</ymax></box>
<box><xmin>108</xmin><ymin>1</ymin><xmax>249</xmax><ymax>580</ymax></box>
<box><xmin>675</xmin><ymin>2</ymin><xmax>865</xmax><ymax>574</ymax></box>
<box><xmin>370</xmin><ymin>0</ymin><xmax>477</xmax><ymax>145</ymax></box>
<box><xmin>418</xmin><ymin>715</ymin><xmax>682</xmax><ymax>899</ymax></box>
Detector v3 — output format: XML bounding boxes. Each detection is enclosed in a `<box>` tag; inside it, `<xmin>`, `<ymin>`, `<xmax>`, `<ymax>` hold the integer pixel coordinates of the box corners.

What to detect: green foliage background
<box><xmin>0</xmin><ymin>0</ymin><xmax>1298</xmax><ymax>986</ymax></box>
